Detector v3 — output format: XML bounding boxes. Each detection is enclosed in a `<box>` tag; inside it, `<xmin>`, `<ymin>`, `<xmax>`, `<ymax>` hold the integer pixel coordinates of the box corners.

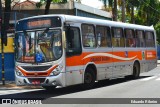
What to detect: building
<box><xmin>12</xmin><ymin>0</ymin><xmax>112</xmax><ymax>20</ymax></box>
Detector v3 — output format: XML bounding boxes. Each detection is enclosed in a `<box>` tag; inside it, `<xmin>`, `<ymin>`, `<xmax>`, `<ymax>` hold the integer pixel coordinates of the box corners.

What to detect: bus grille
<box><xmin>28</xmin><ymin>78</ymin><xmax>46</xmax><ymax>83</ymax></box>
<box><xmin>21</xmin><ymin>65</ymin><xmax>52</xmax><ymax>71</ymax></box>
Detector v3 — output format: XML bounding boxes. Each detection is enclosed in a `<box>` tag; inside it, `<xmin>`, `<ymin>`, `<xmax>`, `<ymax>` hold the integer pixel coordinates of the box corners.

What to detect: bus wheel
<box><xmin>132</xmin><ymin>62</ymin><xmax>140</xmax><ymax>79</ymax></box>
<box><xmin>83</xmin><ymin>68</ymin><xmax>96</xmax><ymax>89</ymax></box>
<box><xmin>42</xmin><ymin>86</ymin><xmax>56</xmax><ymax>91</ymax></box>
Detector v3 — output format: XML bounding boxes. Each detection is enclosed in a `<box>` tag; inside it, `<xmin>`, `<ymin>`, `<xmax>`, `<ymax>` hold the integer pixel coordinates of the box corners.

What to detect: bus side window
<box><xmin>112</xmin><ymin>27</ymin><xmax>124</xmax><ymax>47</ymax></box>
<box><xmin>66</xmin><ymin>27</ymin><xmax>82</xmax><ymax>56</ymax></box>
<box><xmin>145</xmin><ymin>31</ymin><xmax>155</xmax><ymax>47</ymax></box>
<box><xmin>106</xmin><ymin>27</ymin><xmax>112</xmax><ymax>47</ymax></box>
<box><xmin>82</xmin><ymin>24</ymin><xmax>96</xmax><ymax>48</ymax></box>
<box><xmin>125</xmin><ymin>29</ymin><xmax>136</xmax><ymax>47</ymax></box>
<box><xmin>96</xmin><ymin>26</ymin><xmax>111</xmax><ymax>47</ymax></box>
<box><xmin>136</xmin><ymin>30</ymin><xmax>145</xmax><ymax>47</ymax></box>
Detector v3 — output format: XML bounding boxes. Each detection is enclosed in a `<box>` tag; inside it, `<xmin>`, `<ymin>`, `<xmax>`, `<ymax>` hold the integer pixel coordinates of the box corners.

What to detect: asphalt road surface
<box><xmin>0</xmin><ymin>65</ymin><xmax>160</xmax><ymax>106</ymax></box>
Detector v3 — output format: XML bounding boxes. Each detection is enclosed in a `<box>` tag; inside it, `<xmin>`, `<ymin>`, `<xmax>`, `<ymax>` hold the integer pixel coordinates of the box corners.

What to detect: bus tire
<box><xmin>132</xmin><ymin>62</ymin><xmax>140</xmax><ymax>79</ymax></box>
<box><xmin>82</xmin><ymin>68</ymin><xmax>96</xmax><ymax>89</ymax></box>
<box><xmin>42</xmin><ymin>86</ymin><xmax>56</xmax><ymax>91</ymax></box>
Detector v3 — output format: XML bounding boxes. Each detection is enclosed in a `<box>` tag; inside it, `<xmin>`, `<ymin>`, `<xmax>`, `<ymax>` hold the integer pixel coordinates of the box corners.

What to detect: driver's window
<box><xmin>66</xmin><ymin>27</ymin><xmax>81</xmax><ymax>56</ymax></box>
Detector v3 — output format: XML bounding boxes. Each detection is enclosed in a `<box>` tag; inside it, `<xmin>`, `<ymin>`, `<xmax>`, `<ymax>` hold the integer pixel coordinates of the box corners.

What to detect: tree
<box><xmin>135</xmin><ymin>0</ymin><xmax>160</xmax><ymax>26</ymax></box>
<box><xmin>0</xmin><ymin>0</ymin><xmax>2</xmax><ymax>27</ymax></box>
<box><xmin>45</xmin><ymin>0</ymin><xmax>52</xmax><ymax>14</ymax></box>
<box><xmin>1</xmin><ymin>0</ymin><xmax>11</xmax><ymax>45</ymax></box>
<box><xmin>155</xmin><ymin>22</ymin><xmax>160</xmax><ymax>44</ymax></box>
<box><xmin>37</xmin><ymin>0</ymin><xmax>67</xmax><ymax>14</ymax></box>
<box><xmin>112</xmin><ymin>0</ymin><xmax>117</xmax><ymax>21</ymax></box>
<box><xmin>121</xmin><ymin>0</ymin><xmax>125</xmax><ymax>22</ymax></box>
<box><xmin>125</xmin><ymin>0</ymin><xmax>139</xmax><ymax>23</ymax></box>
<box><xmin>100</xmin><ymin>0</ymin><xmax>118</xmax><ymax>21</ymax></box>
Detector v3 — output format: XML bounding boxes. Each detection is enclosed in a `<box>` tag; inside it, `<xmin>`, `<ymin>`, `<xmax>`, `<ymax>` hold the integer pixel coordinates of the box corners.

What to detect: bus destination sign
<box><xmin>27</xmin><ymin>19</ymin><xmax>51</xmax><ymax>29</ymax></box>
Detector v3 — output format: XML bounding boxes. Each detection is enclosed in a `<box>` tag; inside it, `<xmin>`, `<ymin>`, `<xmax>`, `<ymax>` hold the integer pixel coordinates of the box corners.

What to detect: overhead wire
<box><xmin>126</xmin><ymin>0</ymin><xmax>160</xmax><ymax>23</ymax></box>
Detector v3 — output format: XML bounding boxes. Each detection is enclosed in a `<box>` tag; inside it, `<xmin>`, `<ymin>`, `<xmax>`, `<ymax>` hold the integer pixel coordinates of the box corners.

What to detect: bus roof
<box><xmin>18</xmin><ymin>14</ymin><xmax>154</xmax><ymax>31</ymax></box>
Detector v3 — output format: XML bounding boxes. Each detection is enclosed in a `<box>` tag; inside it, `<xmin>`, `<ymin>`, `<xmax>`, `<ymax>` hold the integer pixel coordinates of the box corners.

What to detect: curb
<box><xmin>0</xmin><ymin>83</ymin><xmax>42</xmax><ymax>90</ymax></box>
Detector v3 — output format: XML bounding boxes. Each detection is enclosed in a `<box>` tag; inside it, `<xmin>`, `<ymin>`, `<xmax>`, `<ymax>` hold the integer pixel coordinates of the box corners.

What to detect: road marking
<box><xmin>139</xmin><ymin>76</ymin><xmax>158</xmax><ymax>81</ymax></box>
<box><xmin>0</xmin><ymin>89</ymin><xmax>42</xmax><ymax>95</ymax></box>
<box><xmin>155</xmin><ymin>77</ymin><xmax>160</xmax><ymax>80</ymax></box>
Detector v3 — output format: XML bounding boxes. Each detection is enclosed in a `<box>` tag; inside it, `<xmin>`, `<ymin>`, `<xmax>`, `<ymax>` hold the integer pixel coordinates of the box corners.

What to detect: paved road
<box><xmin>0</xmin><ymin>65</ymin><xmax>160</xmax><ymax>106</ymax></box>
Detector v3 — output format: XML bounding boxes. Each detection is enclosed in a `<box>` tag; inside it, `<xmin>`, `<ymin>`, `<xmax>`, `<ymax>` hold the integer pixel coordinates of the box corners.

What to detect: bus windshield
<box><xmin>15</xmin><ymin>29</ymin><xmax>62</xmax><ymax>63</ymax></box>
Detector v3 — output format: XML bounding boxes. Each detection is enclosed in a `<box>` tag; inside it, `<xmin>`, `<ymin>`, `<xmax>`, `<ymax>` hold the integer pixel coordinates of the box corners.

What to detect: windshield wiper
<box><xmin>37</xmin><ymin>28</ymin><xmax>50</xmax><ymax>44</ymax></box>
<box><xmin>38</xmin><ymin>28</ymin><xmax>49</xmax><ymax>38</ymax></box>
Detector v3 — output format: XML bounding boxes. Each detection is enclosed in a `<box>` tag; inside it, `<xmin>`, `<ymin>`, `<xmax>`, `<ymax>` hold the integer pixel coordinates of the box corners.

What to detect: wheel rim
<box><xmin>85</xmin><ymin>72</ymin><xmax>92</xmax><ymax>84</ymax></box>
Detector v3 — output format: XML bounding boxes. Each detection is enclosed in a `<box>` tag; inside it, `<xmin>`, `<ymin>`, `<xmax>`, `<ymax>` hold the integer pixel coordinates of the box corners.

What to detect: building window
<box><xmin>82</xmin><ymin>24</ymin><xmax>96</xmax><ymax>48</ymax></box>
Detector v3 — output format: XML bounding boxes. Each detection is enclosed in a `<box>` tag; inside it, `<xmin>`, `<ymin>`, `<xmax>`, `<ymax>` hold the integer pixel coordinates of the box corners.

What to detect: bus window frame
<box><xmin>15</xmin><ymin>28</ymin><xmax>63</xmax><ymax>63</ymax></box>
<box><xmin>96</xmin><ymin>25</ymin><xmax>112</xmax><ymax>48</ymax></box>
<box><xmin>124</xmin><ymin>28</ymin><xmax>136</xmax><ymax>48</ymax></box>
<box><xmin>111</xmin><ymin>27</ymin><xmax>125</xmax><ymax>47</ymax></box>
<box><xmin>145</xmin><ymin>31</ymin><xmax>155</xmax><ymax>48</ymax></box>
<box><xmin>135</xmin><ymin>30</ymin><xmax>145</xmax><ymax>48</ymax></box>
<box><xmin>66</xmin><ymin>26</ymin><xmax>82</xmax><ymax>57</ymax></box>
<box><xmin>81</xmin><ymin>23</ymin><xmax>97</xmax><ymax>49</ymax></box>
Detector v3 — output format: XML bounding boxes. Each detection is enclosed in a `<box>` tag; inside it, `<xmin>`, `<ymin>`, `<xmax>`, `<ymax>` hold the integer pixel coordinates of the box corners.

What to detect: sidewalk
<box><xmin>0</xmin><ymin>81</ymin><xmax>42</xmax><ymax>90</ymax></box>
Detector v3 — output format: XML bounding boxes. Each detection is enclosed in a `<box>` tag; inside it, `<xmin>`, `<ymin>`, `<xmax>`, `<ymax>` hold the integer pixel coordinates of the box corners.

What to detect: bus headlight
<box><xmin>50</xmin><ymin>65</ymin><xmax>63</xmax><ymax>76</ymax></box>
<box><xmin>15</xmin><ymin>68</ymin><xmax>24</xmax><ymax>76</ymax></box>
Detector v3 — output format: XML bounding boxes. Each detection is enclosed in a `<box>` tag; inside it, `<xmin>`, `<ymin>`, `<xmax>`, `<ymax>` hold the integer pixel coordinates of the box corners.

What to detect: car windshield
<box><xmin>15</xmin><ymin>29</ymin><xmax>62</xmax><ymax>63</ymax></box>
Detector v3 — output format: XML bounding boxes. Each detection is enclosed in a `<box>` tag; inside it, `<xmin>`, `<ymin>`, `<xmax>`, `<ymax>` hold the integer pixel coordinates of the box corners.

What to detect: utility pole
<box><xmin>0</xmin><ymin>0</ymin><xmax>5</xmax><ymax>85</ymax></box>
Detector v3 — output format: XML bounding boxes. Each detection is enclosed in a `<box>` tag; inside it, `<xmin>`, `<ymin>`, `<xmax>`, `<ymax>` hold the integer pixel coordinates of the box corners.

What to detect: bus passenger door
<box><xmin>65</xmin><ymin>25</ymin><xmax>83</xmax><ymax>86</ymax></box>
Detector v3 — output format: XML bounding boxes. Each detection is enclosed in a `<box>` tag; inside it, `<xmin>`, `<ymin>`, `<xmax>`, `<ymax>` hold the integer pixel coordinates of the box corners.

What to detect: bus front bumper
<box><xmin>15</xmin><ymin>73</ymin><xmax>65</xmax><ymax>87</ymax></box>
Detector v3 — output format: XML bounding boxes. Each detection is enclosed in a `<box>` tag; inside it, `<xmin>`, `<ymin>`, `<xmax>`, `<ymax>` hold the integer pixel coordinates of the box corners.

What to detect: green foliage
<box><xmin>99</xmin><ymin>0</ymin><xmax>113</xmax><ymax>8</ymax></box>
<box><xmin>155</xmin><ymin>22</ymin><xmax>160</xmax><ymax>45</ymax></box>
<box><xmin>36</xmin><ymin>0</ymin><xmax>67</xmax><ymax>8</ymax></box>
<box><xmin>135</xmin><ymin>0</ymin><xmax>160</xmax><ymax>26</ymax></box>
<box><xmin>100</xmin><ymin>0</ymin><xmax>160</xmax><ymax>43</ymax></box>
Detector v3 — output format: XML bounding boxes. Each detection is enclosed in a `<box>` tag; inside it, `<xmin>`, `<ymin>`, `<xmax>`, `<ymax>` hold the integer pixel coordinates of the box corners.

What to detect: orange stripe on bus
<box><xmin>17</xmin><ymin>65</ymin><xmax>58</xmax><ymax>77</ymax></box>
<box><xmin>66</xmin><ymin>50</ymin><xmax>157</xmax><ymax>66</ymax></box>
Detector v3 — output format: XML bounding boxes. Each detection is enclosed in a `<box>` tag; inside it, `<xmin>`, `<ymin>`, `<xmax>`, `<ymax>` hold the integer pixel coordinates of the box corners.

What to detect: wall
<box><xmin>0</xmin><ymin>37</ymin><xmax>15</xmax><ymax>81</ymax></box>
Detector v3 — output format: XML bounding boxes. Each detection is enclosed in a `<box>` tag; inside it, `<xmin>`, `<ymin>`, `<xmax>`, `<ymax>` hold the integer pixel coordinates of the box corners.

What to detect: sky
<box><xmin>81</xmin><ymin>0</ymin><xmax>103</xmax><ymax>9</ymax></box>
<box><xmin>20</xmin><ymin>0</ymin><xmax>103</xmax><ymax>9</ymax></box>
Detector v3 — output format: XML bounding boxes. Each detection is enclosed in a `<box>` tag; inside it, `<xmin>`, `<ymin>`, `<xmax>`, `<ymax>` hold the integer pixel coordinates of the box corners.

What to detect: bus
<box><xmin>15</xmin><ymin>15</ymin><xmax>157</xmax><ymax>90</ymax></box>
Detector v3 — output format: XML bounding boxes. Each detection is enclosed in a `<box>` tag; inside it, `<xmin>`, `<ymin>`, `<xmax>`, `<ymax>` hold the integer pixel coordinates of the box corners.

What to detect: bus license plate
<box><xmin>32</xmin><ymin>80</ymin><xmax>40</xmax><ymax>85</ymax></box>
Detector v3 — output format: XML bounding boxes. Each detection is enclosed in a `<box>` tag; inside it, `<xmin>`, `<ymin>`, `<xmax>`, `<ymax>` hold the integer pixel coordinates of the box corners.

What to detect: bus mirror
<box><xmin>62</xmin><ymin>31</ymin><xmax>66</xmax><ymax>49</ymax></box>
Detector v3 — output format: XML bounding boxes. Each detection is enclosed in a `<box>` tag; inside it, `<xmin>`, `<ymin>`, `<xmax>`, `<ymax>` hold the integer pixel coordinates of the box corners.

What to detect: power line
<box><xmin>126</xmin><ymin>0</ymin><xmax>160</xmax><ymax>24</ymax></box>
<box><xmin>141</xmin><ymin>0</ymin><xmax>160</xmax><ymax>14</ymax></box>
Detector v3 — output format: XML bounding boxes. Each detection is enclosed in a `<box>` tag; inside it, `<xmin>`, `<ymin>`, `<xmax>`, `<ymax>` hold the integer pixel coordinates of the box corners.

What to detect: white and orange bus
<box><xmin>15</xmin><ymin>15</ymin><xmax>157</xmax><ymax>90</ymax></box>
